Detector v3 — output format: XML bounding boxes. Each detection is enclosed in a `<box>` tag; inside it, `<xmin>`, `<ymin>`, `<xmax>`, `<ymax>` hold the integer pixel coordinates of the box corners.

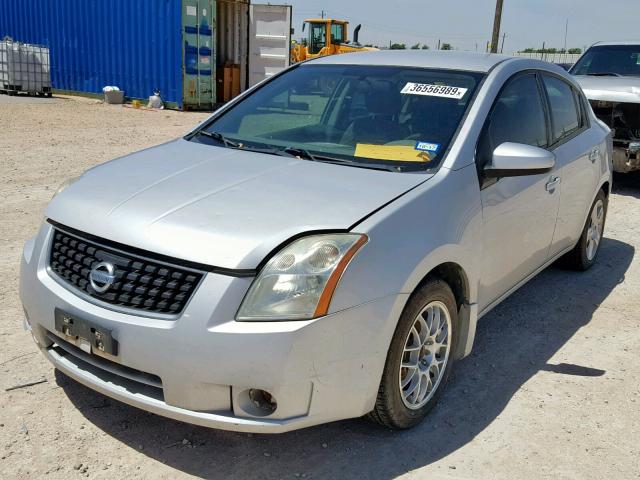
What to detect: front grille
<box><xmin>49</xmin><ymin>227</ymin><xmax>204</xmax><ymax>315</ymax></box>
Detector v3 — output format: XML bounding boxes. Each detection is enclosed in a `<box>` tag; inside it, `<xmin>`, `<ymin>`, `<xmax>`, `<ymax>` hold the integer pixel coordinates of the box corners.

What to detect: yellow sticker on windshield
<box><xmin>354</xmin><ymin>144</ymin><xmax>432</xmax><ymax>162</ymax></box>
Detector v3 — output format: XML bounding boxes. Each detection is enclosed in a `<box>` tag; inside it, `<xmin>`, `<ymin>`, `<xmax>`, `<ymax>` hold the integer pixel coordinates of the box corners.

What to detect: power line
<box><xmin>311</xmin><ymin>8</ymin><xmax>486</xmax><ymax>38</ymax></box>
<box><xmin>358</xmin><ymin>23</ymin><xmax>487</xmax><ymax>39</ymax></box>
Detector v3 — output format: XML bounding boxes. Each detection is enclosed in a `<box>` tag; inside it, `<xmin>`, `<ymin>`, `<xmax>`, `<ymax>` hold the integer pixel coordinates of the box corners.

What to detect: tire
<box><xmin>369</xmin><ymin>278</ymin><xmax>459</xmax><ymax>429</ymax></box>
<box><xmin>561</xmin><ymin>190</ymin><xmax>607</xmax><ymax>271</ymax></box>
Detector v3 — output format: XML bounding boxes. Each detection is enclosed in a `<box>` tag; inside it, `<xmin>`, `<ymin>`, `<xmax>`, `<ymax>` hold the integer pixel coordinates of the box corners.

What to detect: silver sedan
<box><xmin>20</xmin><ymin>51</ymin><xmax>612</xmax><ymax>432</ymax></box>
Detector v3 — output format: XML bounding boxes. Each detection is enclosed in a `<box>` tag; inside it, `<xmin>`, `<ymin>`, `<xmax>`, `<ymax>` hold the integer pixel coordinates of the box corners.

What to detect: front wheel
<box><xmin>561</xmin><ymin>190</ymin><xmax>607</xmax><ymax>271</ymax></box>
<box><xmin>369</xmin><ymin>278</ymin><xmax>458</xmax><ymax>429</ymax></box>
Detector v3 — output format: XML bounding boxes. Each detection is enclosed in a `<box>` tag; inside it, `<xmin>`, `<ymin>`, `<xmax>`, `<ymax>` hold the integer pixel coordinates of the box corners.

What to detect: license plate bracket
<box><xmin>54</xmin><ymin>309</ymin><xmax>118</xmax><ymax>356</ymax></box>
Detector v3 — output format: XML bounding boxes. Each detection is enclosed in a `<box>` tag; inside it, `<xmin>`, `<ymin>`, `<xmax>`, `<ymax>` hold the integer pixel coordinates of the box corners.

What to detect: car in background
<box><xmin>20</xmin><ymin>51</ymin><xmax>611</xmax><ymax>433</ymax></box>
<box><xmin>570</xmin><ymin>41</ymin><xmax>640</xmax><ymax>173</ymax></box>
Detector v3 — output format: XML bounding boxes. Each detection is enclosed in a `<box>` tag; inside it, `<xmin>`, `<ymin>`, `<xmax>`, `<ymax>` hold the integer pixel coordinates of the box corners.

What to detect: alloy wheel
<box><xmin>586</xmin><ymin>199</ymin><xmax>605</xmax><ymax>261</ymax></box>
<box><xmin>399</xmin><ymin>301</ymin><xmax>452</xmax><ymax>409</ymax></box>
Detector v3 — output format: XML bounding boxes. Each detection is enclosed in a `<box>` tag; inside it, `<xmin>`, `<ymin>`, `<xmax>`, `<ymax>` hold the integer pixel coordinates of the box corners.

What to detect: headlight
<box><xmin>52</xmin><ymin>175</ymin><xmax>81</xmax><ymax>199</ymax></box>
<box><xmin>236</xmin><ymin>233</ymin><xmax>368</xmax><ymax>321</ymax></box>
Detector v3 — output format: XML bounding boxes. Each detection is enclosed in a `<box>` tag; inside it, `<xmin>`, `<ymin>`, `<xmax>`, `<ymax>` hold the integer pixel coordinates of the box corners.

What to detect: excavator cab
<box><xmin>305</xmin><ymin>19</ymin><xmax>348</xmax><ymax>54</ymax></box>
<box><xmin>291</xmin><ymin>18</ymin><xmax>374</xmax><ymax>64</ymax></box>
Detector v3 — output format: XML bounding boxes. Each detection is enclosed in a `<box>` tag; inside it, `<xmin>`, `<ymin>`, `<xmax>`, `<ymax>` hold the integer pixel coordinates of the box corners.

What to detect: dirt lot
<box><xmin>1</xmin><ymin>94</ymin><xmax>639</xmax><ymax>479</ymax></box>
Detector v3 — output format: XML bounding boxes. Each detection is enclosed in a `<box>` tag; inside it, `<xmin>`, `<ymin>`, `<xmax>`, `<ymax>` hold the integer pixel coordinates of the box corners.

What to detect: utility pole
<box><xmin>437</xmin><ymin>38</ymin><xmax>441</xmax><ymax>50</ymax></box>
<box><xmin>490</xmin><ymin>0</ymin><xmax>504</xmax><ymax>53</ymax></box>
<box><xmin>500</xmin><ymin>33</ymin><xmax>507</xmax><ymax>53</ymax></box>
<box><xmin>320</xmin><ymin>9</ymin><xmax>325</xmax><ymax>19</ymax></box>
<box><xmin>563</xmin><ymin>18</ymin><xmax>568</xmax><ymax>52</ymax></box>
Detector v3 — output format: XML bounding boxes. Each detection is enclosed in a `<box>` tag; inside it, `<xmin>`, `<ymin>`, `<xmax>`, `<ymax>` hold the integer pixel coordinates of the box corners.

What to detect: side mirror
<box><xmin>484</xmin><ymin>142</ymin><xmax>555</xmax><ymax>178</ymax></box>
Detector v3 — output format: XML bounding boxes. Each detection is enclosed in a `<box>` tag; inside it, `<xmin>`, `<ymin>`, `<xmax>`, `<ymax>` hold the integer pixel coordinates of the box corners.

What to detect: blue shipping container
<box><xmin>0</xmin><ymin>0</ymin><xmax>194</xmax><ymax>107</ymax></box>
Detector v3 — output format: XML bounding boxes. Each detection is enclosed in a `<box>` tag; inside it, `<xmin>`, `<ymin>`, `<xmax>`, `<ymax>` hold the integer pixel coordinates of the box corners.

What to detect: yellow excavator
<box><xmin>290</xmin><ymin>19</ymin><xmax>378</xmax><ymax>63</ymax></box>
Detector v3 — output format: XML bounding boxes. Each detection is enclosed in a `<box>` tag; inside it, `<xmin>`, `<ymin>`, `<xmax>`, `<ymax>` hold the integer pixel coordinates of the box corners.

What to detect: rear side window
<box><xmin>477</xmin><ymin>73</ymin><xmax>548</xmax><ymax>169</ymax></box>
<box><xmin>542</xmin><ymin>75</ymin><xmax>581</xmax><ymax>142</ymax></box>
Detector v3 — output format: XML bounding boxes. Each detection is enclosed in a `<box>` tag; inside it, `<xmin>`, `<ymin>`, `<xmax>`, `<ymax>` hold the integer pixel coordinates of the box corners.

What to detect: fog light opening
<box><xmin>240</xmin><ymin>389</ymin><xmax>278</xmax><ymax>417</ymax></box>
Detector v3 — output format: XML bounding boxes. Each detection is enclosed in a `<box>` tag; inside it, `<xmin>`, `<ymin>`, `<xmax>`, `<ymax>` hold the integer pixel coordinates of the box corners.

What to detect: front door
<box><xmin>182</xmin><ymin>0</ymin><xmax>216</xmax><ymax>109</ymax></box>
<box><xmin>476</xmin><ymin>72</ymin><xmax>561</xmax><ymax>312</ymax></box>
<box><xmin>249</xmin><ymin>4</ymin><xmax>292</xmax><ymax>87</ymax></box>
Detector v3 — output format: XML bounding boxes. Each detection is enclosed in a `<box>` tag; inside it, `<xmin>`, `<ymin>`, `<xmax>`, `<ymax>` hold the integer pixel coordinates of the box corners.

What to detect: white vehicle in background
<box><xmin>571</xmin><ymin>41</ymin><xmax>640</xmax><ymax>173</ymax></box>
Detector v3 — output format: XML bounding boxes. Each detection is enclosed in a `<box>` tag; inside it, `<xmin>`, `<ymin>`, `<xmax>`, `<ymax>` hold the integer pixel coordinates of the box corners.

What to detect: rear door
<box><xmin>249</xmin><ymin>4</ymin><xmax>292</xmax><ymax>87</ymax></box>
<box><xmin>477</xmin><ymin>72</ymin><xmax>562</xmax><ymax>312</ymax></box>
<box><xmin>541</xmin><ymin>74</ymin><xmax>602</xmax><ymax>256</ymax></box>
<box><xmin>182</xmin><ymin>0</ymin><xmax>216</xmax><ymax>109</ymax></box>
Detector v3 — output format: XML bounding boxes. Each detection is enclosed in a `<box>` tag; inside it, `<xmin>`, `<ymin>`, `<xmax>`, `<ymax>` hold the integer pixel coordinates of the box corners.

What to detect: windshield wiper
<box><xmin>278</xmin><ymin>147</ymin><xmax>403</xmax><ymax>172</ymax></box>
<box><xmin>193</xmin><ymin>137</ymin><xmax>406</xmax><ymax>172</ymax></box>
<box><xmin>586</xmin><ymin>72</ymin><xmax>623</xmax><ymax>77</ymax></box>
<box><xmin>281</xmin><ymin>146</ymin><xmax>319</xmax><ymax>161</ymax></box>
<box><xmin>194</xmin><ymin>130</ymin><xmax>242</xmax><ymax>148</ymax></box>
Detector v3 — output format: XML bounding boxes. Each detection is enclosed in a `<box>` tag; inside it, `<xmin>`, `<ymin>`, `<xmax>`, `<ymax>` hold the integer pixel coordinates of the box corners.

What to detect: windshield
<box><xmin>570</xmin><ymin>44</ymin><xmax>640</xmax><ymax>77</ymax></box>
<box><xmin>192</xmin><ymin>64</ymin><xmax>483</xmax><ymax>172</ymax></box>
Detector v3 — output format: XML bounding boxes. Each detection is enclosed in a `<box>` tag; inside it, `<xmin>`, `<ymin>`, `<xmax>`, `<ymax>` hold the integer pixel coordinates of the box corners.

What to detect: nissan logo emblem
<box><xmin>89</xmin><ymin>261</ymin><xmax>116</xmax><ymax>293</ymax></box>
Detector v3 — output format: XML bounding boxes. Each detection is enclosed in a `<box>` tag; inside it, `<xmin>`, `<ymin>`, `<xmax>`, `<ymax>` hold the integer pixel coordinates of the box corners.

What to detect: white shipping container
<box><xmin>0</xmin><ymin>40</ymin><xmax>51</xmax><ymax>95</ymax></box>
<box><xmin>215</xmin><ymin>1</ymin><xmax>291</xmax><ymax>93</ymax></box>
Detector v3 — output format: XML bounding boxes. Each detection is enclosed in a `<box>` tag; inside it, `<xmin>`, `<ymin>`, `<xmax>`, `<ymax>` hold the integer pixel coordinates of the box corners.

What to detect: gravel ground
<box><xmin>1</xmin><ymin>94</ymin><xmax>639</xmax><ymax>479</ymax></box>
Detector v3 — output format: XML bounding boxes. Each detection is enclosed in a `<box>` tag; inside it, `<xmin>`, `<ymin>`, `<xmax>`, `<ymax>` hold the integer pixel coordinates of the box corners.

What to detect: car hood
<box><xmin>574</xmin><ymin>75</ymin><xmax>640</xmax><ymax>103</ymax></box>
<box><xmin>47</xmin><ymin>139</ymin><xmax>431</xmax><ymax>270</ymax></box>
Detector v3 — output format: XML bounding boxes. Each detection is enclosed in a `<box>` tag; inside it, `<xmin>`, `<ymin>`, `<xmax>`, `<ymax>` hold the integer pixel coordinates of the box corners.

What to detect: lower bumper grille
<box><xmin>47</xmin><ymin>331</ymin><xmax>163</xmax><ymax>398</ymax></box>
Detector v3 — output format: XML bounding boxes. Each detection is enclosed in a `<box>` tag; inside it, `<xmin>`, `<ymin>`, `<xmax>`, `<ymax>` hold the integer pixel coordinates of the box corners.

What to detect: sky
<box><xmin>287</xmin><ymin>0</ymin><xmax>639</xmax><ymax>53</ymax></box>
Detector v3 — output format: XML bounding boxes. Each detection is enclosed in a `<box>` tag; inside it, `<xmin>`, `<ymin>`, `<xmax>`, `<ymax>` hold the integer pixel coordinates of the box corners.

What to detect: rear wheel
<box><xmin>561</xmin><ymin>190</ymin><xmax>607</xmax><ymax>270</ymax></box>
<box><xmin>369</xmin><ymin>278</ymin><xmax>458</xmax><ymax>429</ymax></box>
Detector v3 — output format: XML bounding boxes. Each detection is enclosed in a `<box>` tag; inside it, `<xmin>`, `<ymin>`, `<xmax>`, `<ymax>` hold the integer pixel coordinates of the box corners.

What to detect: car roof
<box><xmin>591</xmin><ymin>40</ymin><xmax>640</xmax><ymax>47</ymax></box>
<box><xmin>307</xmin><ymin>50</ymin><xmax>514</xmax><ymax>73</ymax></box>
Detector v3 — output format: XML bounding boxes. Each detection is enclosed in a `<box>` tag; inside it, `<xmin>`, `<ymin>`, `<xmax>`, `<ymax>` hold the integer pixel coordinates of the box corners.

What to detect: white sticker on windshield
<box><xmin>401</xmin><ymin>82</ymin><xmax>468</xmax><ymax>99</ymax></box>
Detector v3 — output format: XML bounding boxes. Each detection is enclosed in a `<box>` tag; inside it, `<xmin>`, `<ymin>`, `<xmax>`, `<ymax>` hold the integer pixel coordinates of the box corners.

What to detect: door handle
<box><xmin>545</xmin><ymin>176</ymin><xmax>561</xmax><ymax>192</ymax></box>
<box><xmin>589</xmin><ymin>147</ymin><xmax>600</xmax><ymax>163</ymax></box>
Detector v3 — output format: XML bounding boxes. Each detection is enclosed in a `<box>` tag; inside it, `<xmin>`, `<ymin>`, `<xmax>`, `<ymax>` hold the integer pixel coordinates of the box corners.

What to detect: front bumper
<box><xmin>20</xmin><ymin>223</ymin><xmax>406</xmax><ymax>433</ymax></box>
<box><xmin>612</xmin><ymin>142</ymin><xmax>640</xmax><ymax>173</ymax></box>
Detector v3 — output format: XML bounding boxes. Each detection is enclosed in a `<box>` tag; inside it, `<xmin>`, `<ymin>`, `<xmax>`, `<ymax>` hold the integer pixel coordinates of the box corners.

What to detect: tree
<box><xmin>411</xmin><ymin>43</ymin><xmax>421</xmax><ymax>50</ymax></box>
<box><xmin>421</xmin><ymin>44</ymin><xmax>429</xmax><ymax>50</ymax></box>
<box><xmin>519</xmin><ymin>46</ymin><xmax>581</xmax><ymax>54</ymax></box>
<box><xmin>390</xmin><ymin>43</ymin><xmax>406</xmax><ymax>50</ymax></box>
<box><xmin>441</xmin><ymin>43</ymin><xmax>453</xmax><ymax>50</ymax></box>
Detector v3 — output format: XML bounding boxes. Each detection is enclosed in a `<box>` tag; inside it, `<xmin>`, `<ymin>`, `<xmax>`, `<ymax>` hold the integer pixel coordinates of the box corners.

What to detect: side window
<box><xmin>331</xmin><ymin>24</ymin><xmax>344</xmax><ymax>43</ymax></box>
<box><xmin>574</xmin><ymin>89</ymin><xmax>589</xmax><ymax>128</ymax></box>
<box><xmin>542</xmin><ymin>75</ymin><xmax>581</xmax><ymax>142</ymax></box>
<box><xmin>477</xmin><ymin>73</ymin><xmax>548</xmax><ymax>169</ymax></box>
